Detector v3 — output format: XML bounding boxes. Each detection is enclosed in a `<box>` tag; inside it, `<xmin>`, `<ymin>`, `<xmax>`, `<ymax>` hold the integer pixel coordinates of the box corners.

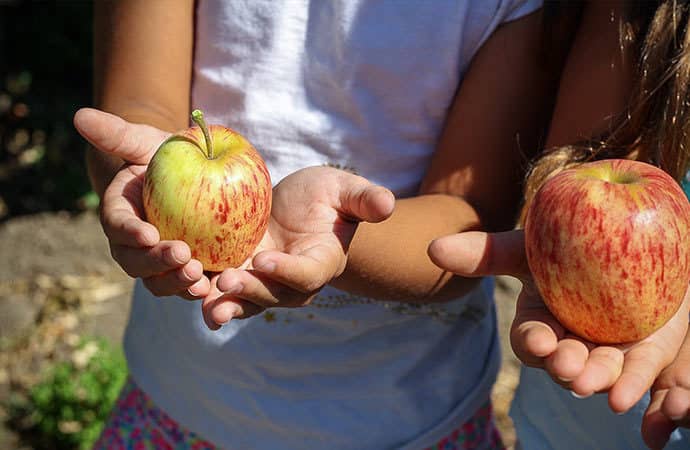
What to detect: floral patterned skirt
<box><xmin>94</xmin><ymin>377</ymin><xmax>504</xmax><ymax>450</ymax></box>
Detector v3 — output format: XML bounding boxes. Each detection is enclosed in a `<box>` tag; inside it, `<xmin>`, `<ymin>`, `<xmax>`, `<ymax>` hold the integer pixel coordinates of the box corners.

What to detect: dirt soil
<box><xmin>0</xmin><ymin>211</ymin><xmax>522</xmax><ymax>449</ymax></box>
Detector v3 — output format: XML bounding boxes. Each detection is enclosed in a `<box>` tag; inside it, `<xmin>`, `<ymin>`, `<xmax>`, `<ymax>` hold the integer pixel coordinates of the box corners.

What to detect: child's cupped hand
<box><xmin>73</xmin><ymin>108</ymin><xmax>212</xmax><ymax>300</ymax></box>
<box><xmin>200</xmin><ymin>166</ymin><xmax>395</xmax><ymax>330</ymax></box>
<box><xmin>428</xmin><ymin>230</ymin><xmax>690</xmax><ymax>415</ymax></box>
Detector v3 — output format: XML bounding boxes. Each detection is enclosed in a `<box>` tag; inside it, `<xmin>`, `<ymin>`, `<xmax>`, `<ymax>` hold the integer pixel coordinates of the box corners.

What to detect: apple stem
<box><xmin>191</xmin><ymin>109</ymin><xmax>214</xmax><ymax>159</ymax></box>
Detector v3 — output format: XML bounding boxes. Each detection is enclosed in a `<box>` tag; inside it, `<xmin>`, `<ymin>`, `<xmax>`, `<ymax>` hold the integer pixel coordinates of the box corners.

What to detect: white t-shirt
<box><xmin>124</xmin><ymin>1</ymin><xmax>542</xmax><ymax>449</ymax></box>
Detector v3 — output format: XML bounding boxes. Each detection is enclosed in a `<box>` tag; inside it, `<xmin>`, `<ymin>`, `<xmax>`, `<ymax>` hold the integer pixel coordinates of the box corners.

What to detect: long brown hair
<box><xmin>523</xmin><ymin>0</ymin><xmax>690</xmax><ymax>220</ymax></box>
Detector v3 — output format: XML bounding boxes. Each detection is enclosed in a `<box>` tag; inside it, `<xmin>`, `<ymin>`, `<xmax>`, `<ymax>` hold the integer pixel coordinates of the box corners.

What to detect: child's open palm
<box><xmin>201</xmin><ymin>166</ymin><xmax>395</xmax><ymax>329</ymax></box>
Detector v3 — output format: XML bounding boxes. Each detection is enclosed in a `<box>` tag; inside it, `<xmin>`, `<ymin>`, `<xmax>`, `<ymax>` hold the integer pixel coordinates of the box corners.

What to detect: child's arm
<box><xmin>337</xmin><ymin>8</ymin><xmax>558</xmax><ymax>301</ymax></box>
<box><xmin>83</xmin><ymin>0</ymin><xmax>399</xmax><ymax>311</ymax></box>
<box><xmin>84</xmin><ymin>0</ymin><xmax>211</xmax><ymax>300</ymax></box>
<box><xmin>89</xmin><ymin>0</ymin><xmax>194</xmax><ymax>182</ymax></box>
<box><xmin>88</xmin><ymin>3</ymin><xmax>562</xmax><ymax>317</ymax></box>
<box><xmin>431</xmin><ymin>0</ymin><xmax>690</xmax><ymax>418</ymax></box>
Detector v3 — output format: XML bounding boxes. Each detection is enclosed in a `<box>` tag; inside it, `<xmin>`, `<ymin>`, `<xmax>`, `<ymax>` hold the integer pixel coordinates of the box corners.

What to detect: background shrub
<box><xmin>5</xmin><ymin>337</ymin><xmax>127</xmax><ymax>450</ymax></box>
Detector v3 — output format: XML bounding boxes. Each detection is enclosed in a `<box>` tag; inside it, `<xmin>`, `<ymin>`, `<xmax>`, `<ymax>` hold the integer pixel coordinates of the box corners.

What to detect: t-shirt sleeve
<box><xmin>503</xmin><ymin>0</ymin><xmax>543</xmax><ymax>23</ymax></box>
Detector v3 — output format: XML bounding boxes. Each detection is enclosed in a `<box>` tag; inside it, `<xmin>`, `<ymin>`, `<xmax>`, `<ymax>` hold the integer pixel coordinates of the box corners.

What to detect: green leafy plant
<box><xmin>6</xmin><ymin>337</ymin><xmax>127</xmax><ymax>450</ymax></box>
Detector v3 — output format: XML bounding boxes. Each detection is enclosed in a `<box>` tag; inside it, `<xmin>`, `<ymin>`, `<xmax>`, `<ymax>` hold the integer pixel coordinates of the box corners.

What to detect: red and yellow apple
<box><xmin>143</xmin><ymin>110</ymin><xmax>272</xmax><ymax>271</ymax></box>
<box><xmin>524</xmin><ymin>159</ymin><xmax>690</xmax><ymax>344</ymax></box>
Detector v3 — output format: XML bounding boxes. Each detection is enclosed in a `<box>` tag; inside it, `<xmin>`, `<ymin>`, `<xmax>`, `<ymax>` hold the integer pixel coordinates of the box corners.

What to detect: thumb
<box><xmin>73</xmin><ymin>108</ymin><xmax>170</xmax><ymax>165</ymax></box>
<box><xmin>428</xmin><ymin>230</ymin><xmax>530</xmax><ymax>279</ymax></box>
<box><xmin>337</xmin><ymin>173</ymin><xmax>395</xmax><ymax>223</ymax></box>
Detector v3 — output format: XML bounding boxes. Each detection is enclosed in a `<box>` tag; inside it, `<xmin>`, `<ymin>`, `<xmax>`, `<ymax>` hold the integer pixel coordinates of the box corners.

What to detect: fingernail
<box><xmin>570</xmin><ymin>391</ymin><xmax>593</xmax><ymax>399</ymax></box>
<box><xmin>558</xmin><ymin>376</ymin><xmax>574</xmax><ymax>383</ymax></box>
<box><xmin>187</xmin><ymin>277</ymin><xmax>206</xmax><ymax>297</ymax></box>
<box><xmin>182</xmin><ymin>268</ymin><xmax>196</xmax><ymax>282</ymax></box>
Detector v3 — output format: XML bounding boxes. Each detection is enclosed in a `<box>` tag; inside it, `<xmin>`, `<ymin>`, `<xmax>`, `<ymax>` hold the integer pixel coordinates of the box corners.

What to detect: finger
<box><xmin>642</xmin><ymin>389</ymin><xmax>677</xmax><ymax>450</ymax></box>
<box><xmin>201</xmin><ymin>276</ymin><xmax>231</xmax><ymax>330</ymax></box>
<box><xmin>216</xmin><ymin>268</ymin><xmax>318</xmax><ymax>308</ymax></box>
<box><xmin>569</xmin><ymin>346</ymin><xmax>624</xmax><ymax>397</ymax></box>
<box><xmin>102</xmin><ymin>209</ymin><xmax>160</xmax><ymax>248</ymax></box>
<box><xmin>202</xmin><ymin>276</ymin><xmax>265</xmax><ymax>328</ymax></box>
<box><xmin>543</xmin><ymin>338</ymin><xmax>590</xmax><ymax>384</ymax></box>
<box><xmin>74</xmin><ymin>108</ymin><xmax>169</xmax><ymax>165</ymax></box>
<box><xmin>102</xmin><ymin>208</ymin><xmax>160</xmax><ymax>248</ymax></box>
<box><xmin>251</xmin><ymin>243</ymin><xmax>344</xmax><ymax>293</ymax></box>
<box><xmin>510</xmin><ymin>319</ymin><xmax>559</xmax><ymax>368</ymax></box>
<box><xmin>608</xmin><ymin>341</ymin><xmax>666</xmax><ymax>414</ymax></box>
<box><xmin>510</xmin><ymin>292</ymin><xmax>564</xmax><ymax>367</ymax></box>
<box><xmin>110</xmin><ymin>241</ymin><xmax>191</xmax><ymax>278</ymax></box>
<box><xmin>611</xmin><ymin>297</ymin><xmax>690</xmax><ymax>413</ymax></box>
<box><xmin>661</xmin><ymin>386</ymin><xmax>690</xmax><ymax>425</ymax></box>
<box><xmin>428</xmin><ymin>230</ymin><xmax>530</xmax><ymax>280</ymax></box>
<box><xmin>205</xmin><ymin>297</ymin><xmax>266</xmax><ymax>325</ymax></box>
<box><xmin>185</xmin><ymin>276</ymin><xmax>212</xmax><ymax>299</ymax></box>
<box><xmin>335</xmin><ymin>172</ymin><xmax>395</xmax><ymax>223</ymax></box>
<box><xmin>141</xmin><ymin>260</ymin><xmax>205</xmax><ymax>297</ymax></box>
<box><xmin>100</xmin><ymin>167</ymin><xmax>159</xmax><ymax>247</ymax></box>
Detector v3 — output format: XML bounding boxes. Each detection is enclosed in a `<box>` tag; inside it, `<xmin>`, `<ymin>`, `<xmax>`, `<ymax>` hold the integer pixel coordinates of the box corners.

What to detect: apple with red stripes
<box><xmin>524</xmin><ymin>159</ymin><xmax>690</xmax><ymax>344</ymax></box>
<box><xmin>143</xmin><ymin>110</ymin><xmax>272</xmax><ymax>272</ymax></box>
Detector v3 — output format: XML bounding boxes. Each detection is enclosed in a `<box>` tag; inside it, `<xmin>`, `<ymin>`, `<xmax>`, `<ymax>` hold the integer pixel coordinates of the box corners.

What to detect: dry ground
<box><xmin>0</xmin><ymin>211</ymin><xmax>522</xmax><ymax>449</ymax></box>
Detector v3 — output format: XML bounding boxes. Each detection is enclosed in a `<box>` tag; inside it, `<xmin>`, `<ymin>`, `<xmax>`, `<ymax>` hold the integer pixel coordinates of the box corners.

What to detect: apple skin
<box><xmin>524</xmin><ymin>159</ymin><xmax>690</xmax><ymax>344</ymax></box>
<box><xmin>143</xmin><ymin>121</ymin><xmax>272</xmax><ymax>272</ymax></box>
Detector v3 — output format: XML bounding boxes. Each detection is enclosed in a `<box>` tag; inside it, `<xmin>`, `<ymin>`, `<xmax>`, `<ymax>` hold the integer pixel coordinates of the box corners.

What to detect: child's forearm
<box><xmin>86</xmin><ymin>0</ymin><xmax>193</xmax><ymax>197</ymax></box>
<box><xmin>331</xmin><ymin>193</ymin><xmax>486</xmax><ymax>303</ymax></box>
<box><xmin>328</xmin><ymin>10</ymin><xmax>562</xmax><ymax>303</ymax></box>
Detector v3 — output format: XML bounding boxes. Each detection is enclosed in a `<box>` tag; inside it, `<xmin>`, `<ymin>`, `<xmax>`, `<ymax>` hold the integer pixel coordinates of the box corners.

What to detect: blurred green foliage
<box><xmin>6</xmin><ymin>337</ymin><xmax>128</xmax><ymax>450</ymax></box>
<box><xmin>0</xmin><ymin>0</ymin><xmax>95</xmax><ymax>220</ymax></box>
